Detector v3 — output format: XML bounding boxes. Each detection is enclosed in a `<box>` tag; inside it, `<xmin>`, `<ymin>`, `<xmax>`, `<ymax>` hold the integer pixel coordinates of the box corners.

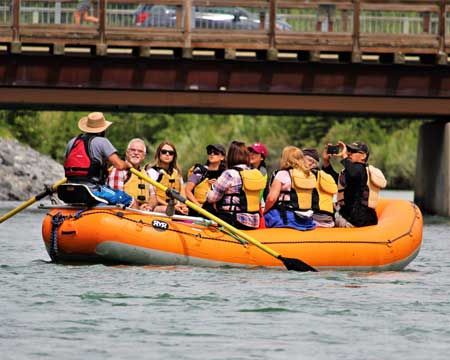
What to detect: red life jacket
<box><xmin>64</xmin><ymin>134</ymin><xmax>106</xmax><ymax>184</ymax></box>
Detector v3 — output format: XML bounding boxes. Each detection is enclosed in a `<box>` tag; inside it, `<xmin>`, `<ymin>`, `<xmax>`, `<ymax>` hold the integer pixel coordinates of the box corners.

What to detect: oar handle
<box><xmin>0</xmin><ymin>178</ymin><xmax>66</xmax><ymax>224</ymax></box>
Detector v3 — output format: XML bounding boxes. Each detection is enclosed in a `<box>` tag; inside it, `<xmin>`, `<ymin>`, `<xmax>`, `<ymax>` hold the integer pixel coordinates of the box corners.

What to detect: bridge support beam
<box><xmin>415</xmin><ymin>121</ymin><xmax>450</xmax><ymax>216</ymax></box>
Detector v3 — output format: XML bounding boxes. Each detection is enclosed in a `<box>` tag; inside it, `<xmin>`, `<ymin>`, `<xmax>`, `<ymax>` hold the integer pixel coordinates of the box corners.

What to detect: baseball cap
<box><xmin>248</xmin><ymin>143</ymin><xmax>268</xmax><ymax>158</ymax></box>
<box><xmin>302</xmin><ymin>148</ymin><xmax>320</xmax><ymax>162</ymax></box>
<box><xmin>206</xmin><ymin>144</ymin><xmax>226</xmax><ymax>155</ymax></box>
<box><xmin>346</xmin><ymin>141</ymin><xmax>369</xmax><ymax>155</ymax></box>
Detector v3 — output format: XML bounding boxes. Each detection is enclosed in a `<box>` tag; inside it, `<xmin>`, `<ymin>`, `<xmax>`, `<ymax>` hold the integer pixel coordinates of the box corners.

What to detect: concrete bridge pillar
<box><xmin>415</xmin><ymin>121</ymin><xmax>450</xmax><ymax>216</ymax></box>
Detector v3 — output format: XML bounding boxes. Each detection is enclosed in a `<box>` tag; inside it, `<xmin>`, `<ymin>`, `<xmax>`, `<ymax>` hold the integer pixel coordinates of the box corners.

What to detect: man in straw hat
<box><xmin>63</xmin><ymin>112</ymin><xmax>133</xmax><ymax>206</ymax></box>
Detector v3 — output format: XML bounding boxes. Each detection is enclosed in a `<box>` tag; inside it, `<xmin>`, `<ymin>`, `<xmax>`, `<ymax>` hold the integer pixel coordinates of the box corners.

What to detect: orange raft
<box><xmin>41</xmin><ymin>199</ymin><xmax>423</xmax><ymax>271</ymax></box>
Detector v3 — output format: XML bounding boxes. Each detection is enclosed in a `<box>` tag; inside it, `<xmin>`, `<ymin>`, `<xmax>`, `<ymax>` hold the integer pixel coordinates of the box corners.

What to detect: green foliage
<box><xmin>0</xmin><ymin>110</ymin><xmax>422</xmax><ymax>189</ymax></box>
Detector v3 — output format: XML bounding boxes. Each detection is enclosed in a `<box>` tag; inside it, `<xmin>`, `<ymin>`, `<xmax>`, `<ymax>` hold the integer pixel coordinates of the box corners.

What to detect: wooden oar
<box><xmin>0</xmin><ymin>178</ymin><xmax>67</xmax><ymax>224</ymax></box>
<box><xmin>130</xmin><ymin>168</ymin><xmax>317</xmax><ymax>272</ymax></box>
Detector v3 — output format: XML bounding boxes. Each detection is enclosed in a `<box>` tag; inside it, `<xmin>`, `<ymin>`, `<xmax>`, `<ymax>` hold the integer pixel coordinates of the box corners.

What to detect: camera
<box><xmin>327</xmin><ymin>144</ymin><xmax>340</xmax><ymax>155</ymax></box>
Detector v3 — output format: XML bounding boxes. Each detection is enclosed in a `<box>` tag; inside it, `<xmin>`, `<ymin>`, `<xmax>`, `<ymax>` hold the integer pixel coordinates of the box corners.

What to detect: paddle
<box><xmin>130</xmin><ymin>168</ymin><xmax>317</xmax><ymax>272</ymax></box>
<box><xmin>0</xmin><ymin>178</ymin><xmax>67</xmax><ymax>224</ymax></box>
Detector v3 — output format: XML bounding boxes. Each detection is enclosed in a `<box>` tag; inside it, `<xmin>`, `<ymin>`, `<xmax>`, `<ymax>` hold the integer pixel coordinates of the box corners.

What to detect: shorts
<box><xmin>93</xmin><ymin>186</ymin><xmax>133</xmax><ymax>207</ymax></box>
<box><xmin>77</xmin><ymin>0</ymin><xmax>91</xmax><ymax>12</ymax></box>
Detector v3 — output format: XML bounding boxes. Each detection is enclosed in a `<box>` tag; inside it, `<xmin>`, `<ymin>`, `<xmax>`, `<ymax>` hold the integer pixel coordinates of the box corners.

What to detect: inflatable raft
<box><xmin>41</xmin><ymin>198</ymin><xmax>423</xmax><ymax>271</ymax></box>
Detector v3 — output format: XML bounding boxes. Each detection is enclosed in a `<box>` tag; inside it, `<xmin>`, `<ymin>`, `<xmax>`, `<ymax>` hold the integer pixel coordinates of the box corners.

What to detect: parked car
<box><xmin>134</xmin><ymin>5</ymin><xmax>291</xmax><ymax>31</ymax></box>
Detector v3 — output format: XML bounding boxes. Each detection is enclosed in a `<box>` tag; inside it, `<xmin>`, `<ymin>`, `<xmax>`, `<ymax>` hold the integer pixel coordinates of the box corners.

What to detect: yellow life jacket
<box><xmin>315</xmin><ymin>170</ymin><xmax>338</xmax><ymax>213</ymax></box>
<box><xmin>366</xmin><ymin>165</ymin><xmax>387</xmax><ymax>208</ymax></box>
<box><xmin>219</xmin><ymin>168</ymin><xmax>266</xmax><ymax>213</ymax></box>
<box><xmin>123</xmin><ymin>171</ymin><xmax>151</xmax><ymax>205</ymax></box>
<box><xmin>187</xmin><ymin>164</ymin><xmax>211</xmax><ymax>205</ymax></box>
<box><xmin>290</xmin><ymin>168</ymin><xmax>317</xmax><ymax>210</ymax></box>
<box><xmin>153</xmin><ymin>167</ymin><xmax>182</xmax><ymax>203</ymax></box>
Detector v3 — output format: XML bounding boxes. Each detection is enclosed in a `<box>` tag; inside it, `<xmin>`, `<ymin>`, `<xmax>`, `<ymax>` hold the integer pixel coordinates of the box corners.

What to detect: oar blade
<box><xmin>278</xmin><ymin>256</ymin><xmax>318</xmax><ymax>272</ymax></box>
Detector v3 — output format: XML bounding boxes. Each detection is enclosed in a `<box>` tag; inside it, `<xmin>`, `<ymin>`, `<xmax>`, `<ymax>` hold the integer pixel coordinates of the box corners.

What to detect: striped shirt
<box><xmin>206</xmin><ymin>164</ymin><xmax>260</xmax><ymax>228</ymax></box>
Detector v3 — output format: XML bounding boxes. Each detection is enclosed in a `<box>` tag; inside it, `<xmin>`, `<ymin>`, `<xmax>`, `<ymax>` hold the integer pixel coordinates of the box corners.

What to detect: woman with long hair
<box><xmin>264</xmin><ymin>146</ymin><xmax>316</xmax><ymax>230</ymax></box>
<box><xmin>205</xmin><ymin>141</ymin><xmax>265</xmax><ymax>230</ymax></box>
<box><xmin>146</xmin><ymin>141</ymin><xmax>188</xmax><ymax>215</ymax></box>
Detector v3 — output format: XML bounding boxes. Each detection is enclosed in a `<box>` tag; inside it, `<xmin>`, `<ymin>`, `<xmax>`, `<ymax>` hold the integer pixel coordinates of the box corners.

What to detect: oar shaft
<box><xmin>0</xmin><ymin>178</ymin><xmax>66</xmax><ymax>224</ymax></box>
<box><xmin>130</xmin><ymin>168</ymin><xmax>281</xmax><ymax>258</ymax></box>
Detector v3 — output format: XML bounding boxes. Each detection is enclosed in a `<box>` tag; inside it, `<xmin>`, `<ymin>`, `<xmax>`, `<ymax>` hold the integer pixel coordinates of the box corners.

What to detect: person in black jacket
<box><xmin>322</xmin><ymin>141</ymin><xmax>377</xmax><ymax>227</ymax></box>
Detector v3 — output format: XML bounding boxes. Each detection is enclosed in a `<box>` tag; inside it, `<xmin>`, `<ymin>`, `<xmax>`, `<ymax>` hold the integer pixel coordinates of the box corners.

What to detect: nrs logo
<box><xmin>152</xmin><ymin>220</ymin><xmax>169</xmax><ymax>231</ymax></box>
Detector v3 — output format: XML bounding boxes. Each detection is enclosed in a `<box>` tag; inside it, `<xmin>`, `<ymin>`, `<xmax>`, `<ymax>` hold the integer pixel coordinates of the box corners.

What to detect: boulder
<box><xmin>0</xmin><ymin>138</ymin><xmax>64</xmax><ymax>201</ymax></box>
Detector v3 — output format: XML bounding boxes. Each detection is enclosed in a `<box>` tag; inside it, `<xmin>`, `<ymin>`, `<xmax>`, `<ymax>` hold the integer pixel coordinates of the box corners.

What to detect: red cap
<box><xmin>248</xmin><ymin>143</ymin><xmax>268</xmax><ymax>158</ymax></box>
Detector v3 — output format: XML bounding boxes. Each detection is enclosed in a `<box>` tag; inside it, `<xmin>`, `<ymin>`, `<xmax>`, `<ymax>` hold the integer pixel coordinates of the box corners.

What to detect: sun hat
<box><xmin>346</xmin><ymin>141</ymin><xmax>369</xmax><ymax>155</ymax></box>
<box><xmin>78</xmin><ymin>112</ymin><xmax>112</xmax><ymax>134</ymax></box>
<box><xmin>206</xmin><ymin>144</ymin><xmax>226</xmax><ymax>155</ymax></box>
<box><xmin>248</xmin><ymin>143</ymin><xmax>268</xmax><ymax>158</ymax></box>
<box><xmin>302</xmin><ymin>148</ymin><xmax>320</xmax><ymax>162</ymax></box>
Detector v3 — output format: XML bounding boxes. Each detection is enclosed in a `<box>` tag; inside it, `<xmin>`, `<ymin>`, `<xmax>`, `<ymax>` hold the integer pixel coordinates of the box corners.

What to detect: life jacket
<box><xmin>123</xmin><ymin>170</ymin><xmax>151</xmax><ymax>205</ymax></box>
<box><xmin>281</xmin><ymin>168</ymin><xmax>316</xmax><ymax>211</ymax></box>
<box><xmin>218</xmin><ymin>167</ymin><xmax>266</xmax><ymax>214</ymax></box>
<box><xmin>152</xmin><ymin>166</ymin><xmax>182</xmax><ymax>203</ymax></box>
<box><xmin>337</xmin><ymin>164</ymin><xmax>387</xmax><ymax>209</ymax></box>
<box><xmin>187</xmin><ymin>164</ymin><xmax>223</xmax><ymax>205</ymax></box>
<box><xmin>365</xmin><ymin>165</ymin><xmax>387</xmax><ymax>208</ymax></box>
<box><xmin>64</xmin><ymin>134</ymin><xmax>106</xmax><ymax>184</ymax></box>
<box><xmin>314</xmin><ymin>170</ymin><xmax>338</xmax><ymax>214</ymax></box>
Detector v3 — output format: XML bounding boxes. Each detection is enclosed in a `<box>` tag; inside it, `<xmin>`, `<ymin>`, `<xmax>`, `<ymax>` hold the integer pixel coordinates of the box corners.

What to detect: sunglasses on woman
<box><xmin>160</xmin><ymin>149</ymin><xmax>175</xmax><ymax>156</ymax></box>
<box><xmin>207</xmin><ymin>149</ymin><xmax>222</xmax><ymax>156</ymax></box>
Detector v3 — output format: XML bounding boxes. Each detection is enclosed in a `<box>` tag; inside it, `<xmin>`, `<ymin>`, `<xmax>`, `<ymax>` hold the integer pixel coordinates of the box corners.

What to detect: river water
<box><xmin>1</xmin><ymin>191</ymin><xmax>449</xmax><ymax>360</ymax></box>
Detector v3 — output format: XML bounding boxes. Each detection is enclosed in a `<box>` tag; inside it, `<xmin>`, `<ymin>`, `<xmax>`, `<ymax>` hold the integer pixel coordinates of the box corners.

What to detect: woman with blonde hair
<box><xmin>264</xmin><ymin>146</ymin><xmax>316</xmax><ymax>230</ymax></box>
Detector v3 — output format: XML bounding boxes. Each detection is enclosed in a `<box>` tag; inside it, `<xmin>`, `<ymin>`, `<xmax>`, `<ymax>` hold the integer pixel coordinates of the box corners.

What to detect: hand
<box><xmin>175</xmin><ymin>203</ymin><xmax>189</xmax><ymax>215</ymax></box>
<box><xmin>322</xmin><ymin>144</ymin><xmax>332</xmax><ymax>166</ymax></box>
<box><xmin>139</xmin><ymin>203</ymin><xmax>153</xmax><ymax>211</ymax></box>
<box><xmin>207</xmin><ymin>179</ymin><xmax>216</xmax><ymax>186</ymax></box>
<box><xmin>337</xmin><ymin>141</ymin><xmax>348</xmax><ymax>159</ymax></box>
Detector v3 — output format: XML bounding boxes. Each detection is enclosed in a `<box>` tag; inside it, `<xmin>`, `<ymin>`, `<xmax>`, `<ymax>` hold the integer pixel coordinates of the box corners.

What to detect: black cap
<box><xmin>346</xmin><ymin>141</ymin><xmax>369</xmax><ymax>155</ymax></box>
<box><xmin>206</xmin><ymin>144</ymin><xmax>226</xmax><ymax>155</ymax></box>
<box><xmin>302</xmin><ymin>148</ymin><xmax>320</xmax><ymax>162</ymax></box>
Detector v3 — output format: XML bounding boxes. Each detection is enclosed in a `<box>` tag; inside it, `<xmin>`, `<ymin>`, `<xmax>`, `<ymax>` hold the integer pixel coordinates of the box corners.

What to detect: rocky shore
<box><xmin>0</xmin><ymin>138</ymin><xmax>64</xmax><ymax>201</ymax></box>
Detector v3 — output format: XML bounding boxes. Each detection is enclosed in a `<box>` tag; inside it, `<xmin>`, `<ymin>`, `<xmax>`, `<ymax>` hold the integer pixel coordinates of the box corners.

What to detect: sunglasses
<box><xmin>160</xmin><ymin>149</ymin><xmax>175</xmax><ymax>156</ymax></box>
<box><xmin>207</xmin><ymin>150</ymin><xmax>222</xmax><ymax>155</ymax></box>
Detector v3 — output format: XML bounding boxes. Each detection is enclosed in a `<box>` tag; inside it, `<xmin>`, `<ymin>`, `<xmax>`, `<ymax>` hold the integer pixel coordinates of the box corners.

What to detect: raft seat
<box><xmin>57</xmin><ymin>183</ymin><xmax>108</xmax><ymax>207</ymax></box>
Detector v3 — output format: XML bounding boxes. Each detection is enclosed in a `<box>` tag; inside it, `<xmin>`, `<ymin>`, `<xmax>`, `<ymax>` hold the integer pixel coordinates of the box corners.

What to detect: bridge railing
<box><xmin>0</xmin><ymin>0</ymin><xmax>448</xmax><ymax>63</ymax></box>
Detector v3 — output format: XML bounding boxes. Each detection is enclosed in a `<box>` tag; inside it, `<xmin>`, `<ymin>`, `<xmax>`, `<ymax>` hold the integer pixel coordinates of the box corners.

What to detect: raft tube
<box><xmin>41</xmin><ymin>199</ymin><xmax>423</xmax><ymax>271</ymax></box>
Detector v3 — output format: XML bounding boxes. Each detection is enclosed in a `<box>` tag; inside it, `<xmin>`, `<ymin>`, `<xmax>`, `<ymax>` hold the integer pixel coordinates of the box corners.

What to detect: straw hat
<box><xmin>78</xmin><ymin>112</ymin><xmax>112</xmax><ymax>133</ymax></box>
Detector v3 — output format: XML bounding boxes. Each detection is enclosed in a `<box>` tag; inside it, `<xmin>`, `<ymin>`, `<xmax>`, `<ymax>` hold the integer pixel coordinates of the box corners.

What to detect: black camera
<box><xmin>327</xmin><ymin>144</ymin><xmax>340</xmax><ymax>155</ymax></box>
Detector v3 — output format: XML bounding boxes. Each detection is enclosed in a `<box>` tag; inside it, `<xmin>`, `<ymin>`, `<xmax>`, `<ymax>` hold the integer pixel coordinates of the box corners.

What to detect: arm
<box><xmin>206</xmin><ymin>171</ymin><xmax>231</xmax><ymax>204</ymax></box>
<box><xmin>185</xmin><ymin>181</ymin><xmax>201</xmax><ymax>206</ymax></box>
<box><xmin>264</xmin><ymin>178</ymin><xmax>282</xmax><ymax>212</ymax></box>
<box><xmin>108</xmin><ymin>153</ymin><xmax>131</xmax><ymax>170</ymax></box>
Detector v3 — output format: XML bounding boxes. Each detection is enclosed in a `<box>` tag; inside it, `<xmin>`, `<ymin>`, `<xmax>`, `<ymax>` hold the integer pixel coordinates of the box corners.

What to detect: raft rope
<box><xmin>49</xmin><ymin>212</ymin><xmax>66</xmax><ymax>262</ymax></box>
<box><xmin>46</xmin><ymin>204</ymin><xmax>419</xmax><ymax>247</ymax></box>
<box><xmin>47</xmin><ymin>210</ymin><xmax>242</xmax><ymax>245</ymax></box>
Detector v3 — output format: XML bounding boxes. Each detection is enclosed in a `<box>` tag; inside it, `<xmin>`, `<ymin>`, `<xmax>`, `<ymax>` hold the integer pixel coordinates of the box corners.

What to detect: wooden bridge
<box><xmin>1</xmin><ymin>0</ymin><xmax>450</xmax><ymax>115</ymax></box>
<box><xmin>1</xmin><ymin>1</ymin><xmax>450</xmax><ymax>214</ymax></box>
